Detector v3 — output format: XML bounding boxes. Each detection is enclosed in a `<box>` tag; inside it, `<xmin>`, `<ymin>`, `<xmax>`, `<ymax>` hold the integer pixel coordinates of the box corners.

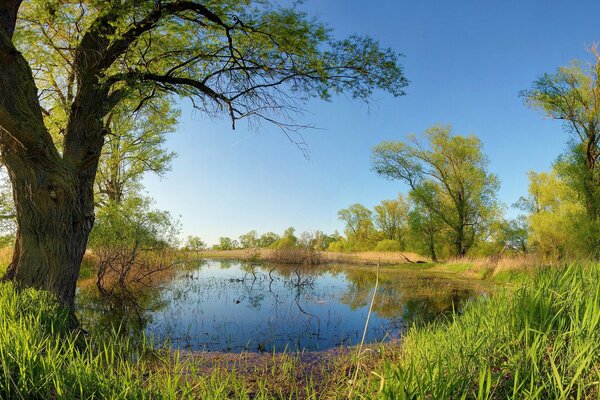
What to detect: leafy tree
<box><xmin>499</xmin><ymin>216</ymin><xmax>529</xmax><ymax>256</ymax></box>
<box><xmin>517</xmin><ymin>170</ymin><xmax>588</xmax><ymax>260</ymax></box>
<box><xmin>337</xmin><ymin>203</ymin><xmax>374</xmax><ymax>243</ymax></box>
<box><xmin>184</xmin><ymin>235</ymin><xmax>206</xmax><ymax>252</ymax></box>
<box><xmin>372</xmin><ymin>125</ymin><xmax>500</xmax><ymax>257</ymax></box>
<box><xmin>373</xmin><ymin>194</ymin><xmax>410</xmax><ymax>246</ymax></box>
<box><xmin>521</xmin><ymin>50</ymin><xmax>600</xmax><ymax>250</ymax></box>
<box><xmin>271</xmin><ymin>227</ymin><xmax>298</xmax><ymax>249</ymax></box>
<box><xmin>96</xmin><ymin>97</ymin><xmax>178</xmax><ymax>205</ymax></box>
<box><xmin>239</xmin><ymin>230</ymin><xmax>259</xmax><ymax>249</ymax></box>
<box><xmin>216</xmin><ymin>237</ymin><xmax>237</xmax><ymax>251</ymax></box>
<box><xmin>373</xmin><ymin>239</ymin><xmax>402</xmax><ymax>252</ymax></box>
<box><xmin>0</xmin><ymin>1</ymin><xmax>407</xmax><ymax>306</ymax></box>
<box><xmin>89</xmin><ymin>196</ymin><xmax>179</xmax><ymax>251</ymax></box>
<box><xmin>257</xmin><ymin>232</ymin><xmax>280</xmax><ymax>248</ymax></box>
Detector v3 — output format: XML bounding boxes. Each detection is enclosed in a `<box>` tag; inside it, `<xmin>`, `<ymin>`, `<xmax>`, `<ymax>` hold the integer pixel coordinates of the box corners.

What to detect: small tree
<box><xmin>88</xmin><ymin>196</ymin><xmax>179</xmax><ymax>293</ymax></box>
<box><xmin>257</xmin><ymin>232</ymin><xmax>280</xmax><ymax>248</ymax></box>
<box><xmin>184</xmin><ymin>236</ymin><xmax>206</xmax><ymax>253</ymax></box>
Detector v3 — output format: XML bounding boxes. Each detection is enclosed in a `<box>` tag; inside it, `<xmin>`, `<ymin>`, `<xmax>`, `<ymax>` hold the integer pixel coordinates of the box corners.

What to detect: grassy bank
<box><xmin>0</xmin><ymin>262</ymin><xmax>598</xmax><ymax>398</ymax></box>
<box><xmin>376</xmin><ymin>263</ymin><xmax>600</xmax><ymax>399</ymax></box>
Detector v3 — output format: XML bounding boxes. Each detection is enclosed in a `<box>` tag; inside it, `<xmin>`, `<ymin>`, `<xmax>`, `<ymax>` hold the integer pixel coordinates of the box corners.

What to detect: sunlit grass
<box><xmin>0</xmin><ymin>260</ymin><xmax>598</xmax><ymax>399</ymax></box>
<box><xmin>375</xmin><ymin>263</ymin><xmax>600</xmax><ymax>399</ymax></box>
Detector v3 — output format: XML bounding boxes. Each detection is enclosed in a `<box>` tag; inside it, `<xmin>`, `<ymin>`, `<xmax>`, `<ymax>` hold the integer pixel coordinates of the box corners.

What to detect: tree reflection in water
<box><xmin>76</xmin><ymin>260</ymin><xmax>483</xmax><ymax>352</ymax></box>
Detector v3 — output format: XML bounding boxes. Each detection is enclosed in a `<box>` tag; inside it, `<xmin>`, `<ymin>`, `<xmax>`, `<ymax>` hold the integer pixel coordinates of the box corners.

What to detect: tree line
<box><xmin>194</xmin><ymin>49</ymin><xmax>600</xmax><ymax>263</ymax></box>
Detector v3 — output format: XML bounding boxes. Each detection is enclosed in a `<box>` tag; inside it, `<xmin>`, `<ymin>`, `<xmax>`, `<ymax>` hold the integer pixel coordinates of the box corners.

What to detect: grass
<box><xmin>375</xmin><ymin>263</ymin><xmax>600</xmax><ymax>399</ymax></box>
<box><xmin>0</xmin><ymin>260</ymin><xmax>598</xmax><ymax>398</ymax></box>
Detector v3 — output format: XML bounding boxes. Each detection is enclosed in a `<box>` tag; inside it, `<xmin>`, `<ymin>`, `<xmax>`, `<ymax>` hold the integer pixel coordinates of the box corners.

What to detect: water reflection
<box><xmin>76</xmin><ymin>259</ymin><xmax>482</xmax><ymax>352</ymax></box>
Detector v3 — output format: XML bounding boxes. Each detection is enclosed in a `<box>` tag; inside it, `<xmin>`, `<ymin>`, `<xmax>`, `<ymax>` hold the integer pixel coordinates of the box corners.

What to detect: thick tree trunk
<box><xmin>2</xmin><ymin>158</ymin><xmax>96</xmax><ymax>309</ymax></box>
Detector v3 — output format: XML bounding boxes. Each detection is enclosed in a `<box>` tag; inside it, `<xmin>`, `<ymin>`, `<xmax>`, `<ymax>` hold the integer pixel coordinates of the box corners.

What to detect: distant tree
<box><xmin>184</xmin><ymin>236</ymin><xmax>206</xmax><ymax>252</ymax></box>
<box><xmin>89</xmin><ymin>196</ymin><xmax>179</xmax><ymax>252</ymax></box>
<box><xmin>283</xmin><ymin>227</ymin><xmax>297</xmax><ymax>241</ymax></box>
<box><xmin>313</xmin><ymin>231</ymin><xmax>338</xmax><ymax>251</ymax></box>
<box><xmin>257</xmin><ymin>232</ymin><xmax>280</xmax><ymax>248</ymax></box>
<box><xmin>522</xmin><ymin>49</ymin><xmax>600</xmax><ymax>252</ymax></box>
<box><xmin>0</xmin><ymin>167</ymin><xmax>15</xmax><ymax>237</ymax></box>
<box><xmin>372</xmin><ymin>125</ymin><xmax>500</xmax><ymax>257</ymax></box>
<box><xmin>95</xmin><ymin>98</ymin><xmax>178</xmax><ymax>206</ymax></box>
<box><xmin>239</xmin><ymin>230</ymin><xmax>259</xmax><ymax>249</ymax></box>
<box><xmin>271</xmin><ymin>227</ymin><xmax>298</xmax><ymax>249</ymax></box>
<box><xmin>499</xmin><ymin>216</ymin><xmax>529</xmax><ymax>256</ymax></box>
<box><xmin>216</xmin><ymin>237</ymin><xmax>237</xmax><ymax>251</ymax></box>
<box><xmin>373</xmin><ymin>194</ymin><xmax>410</xmax><ymax>246</ymax></box>
<box><xmin>337</xmin><ymin>204</ymin><xmax>374</xmax><ymax>243</ymax></box>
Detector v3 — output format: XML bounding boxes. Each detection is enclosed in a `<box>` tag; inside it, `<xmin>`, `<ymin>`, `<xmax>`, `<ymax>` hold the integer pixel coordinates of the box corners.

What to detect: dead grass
<box><xmin>443</xmin><ymin>254</ymin><xmax>542</xmax><ymax>281</ymax></box>
<box><xmin>197</xmin><ymin>248</ymin><xmax>429</xmax><ymax>266</ymax></box>
<box><xmin>0</xmin><ymin>246</ymin><xmax>12</xmax><ymax>273</ymax></box>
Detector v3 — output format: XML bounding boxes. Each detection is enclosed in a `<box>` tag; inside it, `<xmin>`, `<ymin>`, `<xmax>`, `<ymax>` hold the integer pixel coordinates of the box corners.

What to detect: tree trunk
<box><xmin>2</xmin><ymin>158</ymin><xmax>95</xmax><ymax>309</ymax></box>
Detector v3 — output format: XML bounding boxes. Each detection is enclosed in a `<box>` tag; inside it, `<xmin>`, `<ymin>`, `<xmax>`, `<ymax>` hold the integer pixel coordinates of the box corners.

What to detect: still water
<box><xmin>77</xmin><ymin>259</ymin><xmax>482</xmax><ymax>352</ymax></box>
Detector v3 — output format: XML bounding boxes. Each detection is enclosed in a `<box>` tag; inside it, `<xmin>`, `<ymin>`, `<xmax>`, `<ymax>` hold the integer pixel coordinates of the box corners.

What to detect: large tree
<box><xmin>371</xmin><ymin>125</ymin><xmax>499</xmax><ymax>257</ymax></box>
<box><xmin>521</xmin><ymin>49</ymin><xmax>600</xmax><ymax>252</ymax></box>
<box><xmin>0</xmin><ymin>0</ymin><xmax>407</xmax><ymax>307</ymax></box>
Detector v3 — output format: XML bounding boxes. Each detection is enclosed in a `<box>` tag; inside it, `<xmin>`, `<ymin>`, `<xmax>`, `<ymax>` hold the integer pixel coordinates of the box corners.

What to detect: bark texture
<box><xmin>0</xmin><ymin>0</ymin><xmax>103</xmax><ymax>308</ymax></box>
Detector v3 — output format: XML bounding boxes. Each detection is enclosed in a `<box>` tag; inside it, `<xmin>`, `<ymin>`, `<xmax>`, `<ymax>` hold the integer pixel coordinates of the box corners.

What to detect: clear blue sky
<box><xmin>143</xmin><ymin>0</ymin><xmax>600</xmax><ymax>245</ymax></box>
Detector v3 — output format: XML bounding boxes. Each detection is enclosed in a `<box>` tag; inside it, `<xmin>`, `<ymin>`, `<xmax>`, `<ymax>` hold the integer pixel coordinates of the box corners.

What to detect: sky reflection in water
<box><xmin>77</xmin><ymin>259</ymin><xmax>481</xmax><ymax>352</ymax></box>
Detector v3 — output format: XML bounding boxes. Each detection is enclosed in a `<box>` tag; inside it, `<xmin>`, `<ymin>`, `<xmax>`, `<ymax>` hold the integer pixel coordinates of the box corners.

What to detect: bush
<box><xmin>270</xmin><ymin>236</ymin><xmax>297</xmax><ymax>250</ymax></box>
<box><xmin>373</xmin><ymin>239</ymin><xmax>402</xmax><ymax>252</ymax></box>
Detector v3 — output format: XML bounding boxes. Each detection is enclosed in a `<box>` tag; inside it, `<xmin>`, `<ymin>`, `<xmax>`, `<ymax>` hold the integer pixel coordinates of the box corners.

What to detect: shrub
<box><xmin>373</xmin><ymin>239</ymin><xmax>402</xmax><ymax>252</ymax></box>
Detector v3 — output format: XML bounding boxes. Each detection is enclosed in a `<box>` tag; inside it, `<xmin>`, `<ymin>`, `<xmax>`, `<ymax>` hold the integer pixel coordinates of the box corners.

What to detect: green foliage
<box><xmin>96</xmin><ymin>97</ymin><xmax>179</xmax><ymax>205</ymax></box>
<box><xmin>89</xmin><ymin>196</ymin><xmax>180</xmax><ymax>251</ymax></box>
<box><xmin>270</xmin><ymin>237</ymin><xmax>297</xmax><ymax>250</ymax></box>
<box><xmin>522</xmin><ymin>52</ymin><xmax>600</xmax><ymax>252</ymax></box>
<box><xmin>337</xmin><ymin>203</ymin><xmax>375</xmax><ymax>243</ymax></box>
<box><xmin>184</xmin><ymin>236</ymin><xmax>206</xmax><ymax>252</ymax></box>
<box><xmin>15</xmin><ymin>0</ymin><xmax>407</xmax><ymax>157</ymax></box>
<box><xmin>214</xmin><ymin>237</ymin><xmax>239</xmax><ymax>251</ymax></box>
<box><xmin>372</xmin><ymin>125</ymin><xmax>500</xmax><ymax>257</ymax></box>
<box><xmin>257</xmin><ymin>232</ymin><xmax>280</xmax><ymax>248</ymax></box>
<box><xmin>270</xmin><ymin>227</ymin><xmax>299</xmax><ymax>249</ymax></box>
<box><xmin>373</xmin><ymin>239</ymin><xmax>402</xmax><ymax>252</ymax></box>
<box><xmin>373</xmin><ymin>194</ymin><xmax>410</xmax><ymax>245</ymax></box>
<box><xmin>239</xmin><ymin>230</ymin><xmax>259</xmax><ymax>249</ymax></box>
<box><xmin>516</xmin><ymin>169</ymin><xmax>593</xmax><ymax>260</ymax></box>
<box><xmin>378</xmin><ymin>264</ymin><xmax>600</xmax><ymax>399</ymax></box>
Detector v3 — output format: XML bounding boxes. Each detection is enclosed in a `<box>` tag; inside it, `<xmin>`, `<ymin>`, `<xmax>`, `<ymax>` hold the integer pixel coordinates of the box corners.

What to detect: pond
<box><xmin>76</xmin><ymin>259</ymin><xmax>484</xmax><ymax>353</ymax></box>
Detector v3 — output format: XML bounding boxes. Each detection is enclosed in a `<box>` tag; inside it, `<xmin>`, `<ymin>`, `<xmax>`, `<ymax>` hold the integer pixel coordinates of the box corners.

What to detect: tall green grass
<box><xmin>377</xmin><ymin>264</ymin><xmax>600</xmax><ymax>399</ymax></box>
<box><xmin>1</xmin><ymin>264</ymin><xmax>599</xmax><ymax>399</ymax></box>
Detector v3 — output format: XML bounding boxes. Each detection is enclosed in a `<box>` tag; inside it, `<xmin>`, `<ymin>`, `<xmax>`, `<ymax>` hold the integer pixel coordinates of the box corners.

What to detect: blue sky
<box><xmin>143</xmin><ymin>0</ymin><xmax>600</xmax><ymax>245</ymax></box>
